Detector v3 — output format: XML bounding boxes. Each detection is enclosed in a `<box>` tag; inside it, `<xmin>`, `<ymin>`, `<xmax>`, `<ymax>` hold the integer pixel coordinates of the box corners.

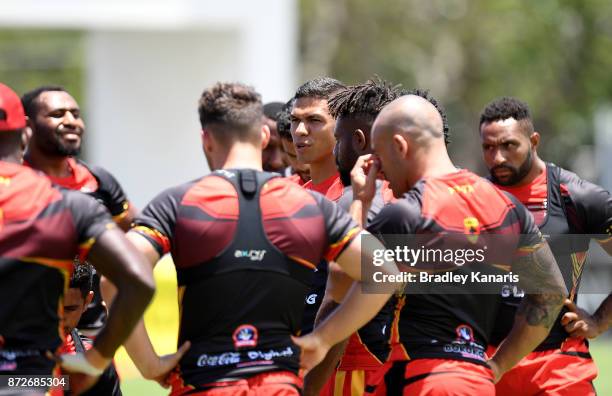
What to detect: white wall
<box><xmin>0</xmin><ymin>0</ymin><xmax>297</xmax><ymax>207</ymax></box>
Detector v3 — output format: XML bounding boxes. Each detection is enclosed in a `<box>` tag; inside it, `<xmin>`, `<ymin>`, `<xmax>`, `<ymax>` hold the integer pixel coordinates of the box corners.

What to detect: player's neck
<box><xmin>419</xmin><ymin>148</ymin><xmax>457</xmax><ymax>180</ymax></box>
<box><xmin>24</xmin><ymin>147</ymin><xmax>72</xmax><ymax>178</ymax></box>
<box><xmin>0</xmin><ymin>153</ymin><xmax>22</xmax><ymax>164</ymax></box>
<box><xmin>308</xmin><ymin>157</ymin><xmax>337</xmax><ymax>185</ymax></box>
<box><xmin>219</xmin><ymin>143</ymin><xmax>263</xmax><ymax>171</ymax></box>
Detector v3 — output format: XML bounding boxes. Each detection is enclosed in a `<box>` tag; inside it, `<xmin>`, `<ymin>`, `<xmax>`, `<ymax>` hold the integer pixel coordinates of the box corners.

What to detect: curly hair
<box><xmin>479</xmin><ymin>97</ymin><xmax>532</xmax><ymax>126</ymax></box>
<box><xmin>70</xmin><ymin>262</ymin><xmax>94</xmax><ymax>298</ymax></box>
<box><xmin>198</xmin><ymin>82</ymin><xmax>263</xmax><ymax>142</ymax></box>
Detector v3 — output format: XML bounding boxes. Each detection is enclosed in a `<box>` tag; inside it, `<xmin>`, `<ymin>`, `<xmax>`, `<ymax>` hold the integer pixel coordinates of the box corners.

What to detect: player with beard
<box><xmin>21</xmin><ymin>86</ymin><xmax>137</xmax><ymax>337</ymax></box>
<box><xmin>479</xmin><ymin>97</ymin><xmax>612</xmax><ymax>396</ymax></box>
<box><xmin>119</xmin><ymin>82</ymin><xmax>399</xmax><ymax>395</ymax></box>
<box><xmin>277</xmin><ymin>99</ymin><xmax>310</xmax><ymax>185</ymax></box>
<box><xmin>290</xmin><ymin>78</ymin><xmax>346</xmax><ymax>336</ymax></box>
<box><xmin>295</xmin><ymin>94</ymin><xmax>567</xmax><ymax>396</ymax></box>
<box><xmin>262</xmin><ymin>102</ymin><xmax>287</xmax><ymax>174</ymax></box>
<box><xmin>306</xmin><ymin>80</ymin><xmax>454</xmax><ymax>396</ymax></box>
<box><xmin>0</xmin><ymin>82</ymin><xmax>154</xmax><ymax>395</ymax></box>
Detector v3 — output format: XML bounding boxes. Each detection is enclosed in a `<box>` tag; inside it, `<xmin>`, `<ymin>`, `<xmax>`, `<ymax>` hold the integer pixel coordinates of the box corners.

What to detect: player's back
<box><xmin>368</xmin><ymin>169</ymin><xmax>540</xmax><ymax>366</ymax></box>
<box><xmin>132</xmin><ymin>169</ymin><xmax>359</xmax><ymax>386</ymax></box>
<box><xmin>1</xmin><ymin>162</ymin><xmax>111</xmax><ymax>374</ymax></box>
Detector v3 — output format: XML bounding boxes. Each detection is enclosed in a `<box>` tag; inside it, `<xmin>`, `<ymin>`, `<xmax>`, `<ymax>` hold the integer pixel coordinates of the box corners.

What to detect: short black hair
<box><xmin>198</xmin><ymin>82</ymin><xmax>263</xmax><ymax>143</ymax></box>
<box><xmin>21</xmin><ymin>85</ymin><xmax>67</xmax><ymax>119</ymax></box>
<box><xmin>479</xmin><ymin>97</ymin><xmax>532</xmax><ymax>126</ymax></box>
<box><xmin>401</xmin><ymin>88</ymin><xmax>451</xmax><ymax>145</ymax></box>
<box><xmin>263</xmin><ymin>102</ymin><xmax>284</xmax><ymax>121</ymax></box>
<box><xmin>328</xmin><ymin>77</ymin><xmax>402</xmax><ymax>122</ymax></box>
<box><xmin>70</xmin><ymin>262</ymin><xmax>94</xmax><ymax>298</ymax></box>
<box><xmin>277</xmin><ymin>99</ymin><xmax>294</xmax><ymax>140</ymax></box>
<box><xmin>294</xmin><ymin>77</ymin><xmax>346</xmax><ymax>101</ymax></box>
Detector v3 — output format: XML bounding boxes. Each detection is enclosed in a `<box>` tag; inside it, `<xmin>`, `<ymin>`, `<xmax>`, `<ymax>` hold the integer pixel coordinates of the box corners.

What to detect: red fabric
<box><xmin>496</xmin><ymin>169</ymin><xmax>547</xmax><ymax>225</ymax></box>
<box><xmin>399</xmin><ymin>359</ymin><xmax>494</xmax><ymax>396</ymax></box>
<box><xmin>490</xmin><ymin>338</ymin><xmax>597</xmax><ymax>396</ymax></box>
<box><xmin>319</xmin><ymin>363</ymin><xmax>392</xmax><ymax>396</ymax></box>
<box><xmin>303</xmin><ymin>173</ymin><xmax>344</xmax><ymax>202</ymax></box>
<box><xmin>42</xmin><ymin>158</ymin><xmax>99</xmax><ymax>193</ymax></box>
<box><xmin>169</xmin><ymin>370</ymin><xmax>302</xmax><ymax>396</ymax></box>
<box><xmin>0</xmin><ymin>83</ymin><xmax>26</xmax><ymax>131</ymax></box>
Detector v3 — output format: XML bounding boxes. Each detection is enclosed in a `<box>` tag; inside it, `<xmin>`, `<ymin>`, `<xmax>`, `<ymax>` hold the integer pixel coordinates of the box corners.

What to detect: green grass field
<box><xmin>116</xmin><ymin>258</ymin><xmax>612</xmax><ymax>395</ymax></box>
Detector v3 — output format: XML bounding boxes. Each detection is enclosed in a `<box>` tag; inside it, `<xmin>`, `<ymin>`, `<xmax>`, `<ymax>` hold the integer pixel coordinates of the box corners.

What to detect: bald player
<box><xmin>295</xmin><ymin>95</ymin><xmax>567</xmax><ymax>396</ymax></box>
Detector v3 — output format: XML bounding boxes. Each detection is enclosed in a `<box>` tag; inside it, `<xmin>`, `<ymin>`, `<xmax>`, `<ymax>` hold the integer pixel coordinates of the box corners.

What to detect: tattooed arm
<box><xmin>488</xmin><ymin>241</ymin><xmax>567</xmax><ymax>381</ymax></box>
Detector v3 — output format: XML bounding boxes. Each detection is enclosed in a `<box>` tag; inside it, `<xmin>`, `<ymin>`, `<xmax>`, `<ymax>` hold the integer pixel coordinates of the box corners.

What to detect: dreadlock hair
<box><xmin>401</xmin><ymin>88</ymin><xmax>451</xmax><ymax>146</ymax></box>
<box><xmin>276</xmin><ymin>98</ymin><xmax>294</xmax><ymax>140</ymax></box>
<box><xmin>328</xmin><ymin>77</ymin><xmax>402</xmax><ymax>122</ymax></box>
<box><xmin>479</xmin><ymin>97</ymin><xmax>534</xmax><ymax>134</ymax></box>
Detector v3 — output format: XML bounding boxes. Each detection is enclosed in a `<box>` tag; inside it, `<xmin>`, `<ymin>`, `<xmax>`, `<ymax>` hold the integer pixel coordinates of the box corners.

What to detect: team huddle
<box><xmin>0</xmin><ymin>76</ymin><xmax>610</xmax><ymax>396</ymax></box>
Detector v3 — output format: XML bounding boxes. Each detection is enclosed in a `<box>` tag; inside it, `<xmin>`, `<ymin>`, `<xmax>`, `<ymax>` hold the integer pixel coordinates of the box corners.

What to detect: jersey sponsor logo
<box><xmin>246</xmin><ymin>346</ymin><xmax>294</xmax><ymax>361</ymax></box>
<box><xmin>0</xmin><ymin>176</ymin><xmax>10</xmax><ymax>186</ymax></box>
<box><xmin>234</xmin><ymin>249</ymin><xmax>267</xmax><ymax>261</ymax></box>
<box><xmin>305</xmin><ymin>294</ymin><xmax>318</xmax><ymax>305</ymax></box>
<box><xmin>197</xmin><ymin>352</ymin><xmax>241</xmax><ymax>367</ymax></box>
<box><xmin>463</xmin><ymin>217</ymin><xmax>480</xmax><ymax>244</ymax></box>
<box><xmin>233</xmin><ymin>324</ymin><xmax>258</xmax><ymax>348</ymax></box>
<box><xmin>455</xmin><ymin>324</ymin><xmax>474</xmax><ymax>343</ymax></box>
<box><xmin>447</xmin><ymin>184</ymin><xmax>474</xmax><ymax>195</ymax></box>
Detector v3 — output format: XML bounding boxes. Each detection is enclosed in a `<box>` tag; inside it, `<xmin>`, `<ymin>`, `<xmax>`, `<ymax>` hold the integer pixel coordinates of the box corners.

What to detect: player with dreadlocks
<box><xmin>305</xmin><ymin>78</ymin><xmax>451</xmax><ymax>396</ymax></box>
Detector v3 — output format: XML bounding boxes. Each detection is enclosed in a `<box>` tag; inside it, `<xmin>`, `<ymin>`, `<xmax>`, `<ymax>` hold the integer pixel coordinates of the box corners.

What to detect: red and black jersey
<box><xmin>132</xmin><ymin>169</ymin><xmax>359</xmax><ymax>387</ymax></box>
<box><xmin>300</xmin><ymin>172</ymin><xmax>345</xmax><ymax>335</ymax></box>
<box><xmin>336</xmin><ymin>180</ymin><xmax>397</xmax><ymax>369</ymax></box>
<box><xmin>367</xmin><ymin>169</ymin><xmax>543</xmax><ymax>366</ymax></box>
<box><xmin>24</xmin><ymin>157</ymin><xmax>131</xmax><ymax>331</ymax></box>
<box><xmin>0</xmin><ymin>161</ymin><xmax>112</xmax><ymax>373</ymax></box>
<box><xmin>491</xmin><ymin>163</ymin><xmax>612</xmax><ymax>349</ymax></box>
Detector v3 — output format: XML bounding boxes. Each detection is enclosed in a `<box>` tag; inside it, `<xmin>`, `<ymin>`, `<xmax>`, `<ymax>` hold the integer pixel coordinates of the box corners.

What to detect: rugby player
<box><xmin>479</xmin><ymin>97</ymin><xmax>612</xmax><ymax>395</ymax></box>
<box><xmin>0</xmin><ymin>82</ymin><xmax>154</xmax><ymax>395</ymax></box>
<box><xmin>21</xmin><ymin>85</ymin><xmax>137</xmax><ymax>336</ymax></box>
<box><xmin>54</xmin><ymin>263</ymin><xmax>121</xmax><ymax>396</ymax></box>
<box><xmin>121</xmin><ymin>82</ymin><xmax>399</xmax><ymax>395</ymax></box>
<box><xmin>290</xmin><ymin>77</ymin><xmax>346</xmax><ymax>336</ymax></box>
<box><xmin>262</xmin><ymin>101</ymin><xmax>287</xmax><ymax>173</ymax></box>
<box><xmin>295</xmin><ymin>94</ymin><xmax>567</xmax><ymax>396</ymax></box>
<box><xmin>277</xmin><ymin>99</ymin><xmax>310</xmax><ymax>185</ymax></box>
<box><xmin>307</xmin><ymin>80</ymin><xmax>453</xmax><ymax>395</ymax></box>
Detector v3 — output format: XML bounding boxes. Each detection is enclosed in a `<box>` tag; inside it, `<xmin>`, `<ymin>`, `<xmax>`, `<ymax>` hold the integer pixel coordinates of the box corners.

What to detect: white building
<box><xmin>0</xmin><ymin>0</ymin><xmax>297</xmax><ymax>206</ymax></box>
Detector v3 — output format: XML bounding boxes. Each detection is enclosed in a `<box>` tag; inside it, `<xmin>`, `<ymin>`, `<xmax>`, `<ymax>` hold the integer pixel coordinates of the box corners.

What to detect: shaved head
<box><xmin>371</xmin><ymin>94</ymin><xmax>451</xmax><ymax>197</ymax></box>
<box><xmin>373</xmin><ymin>94</ymin><xmax>444</xmax><ymax>147</ymax></box>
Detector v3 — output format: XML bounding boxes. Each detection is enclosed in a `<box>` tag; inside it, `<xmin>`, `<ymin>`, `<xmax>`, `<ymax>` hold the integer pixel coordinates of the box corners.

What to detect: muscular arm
<box><xmin>490</xmin><ymin>242</ymin><xmax>567</xmax><ymax>379</ymax></box>
<box><xmin>303</xmin><ymin>264</ymin><xmax>353</xmax><ymax>395</ymax></box>
<box><xmin>86</xmin><ymin>228</ymin><xmax>155</xmax><ymax>361</ymax></box>
<box><xmin>293</xmin><ymin>231</ymin><xmax>401</xmax><ymax>370</ymax></box>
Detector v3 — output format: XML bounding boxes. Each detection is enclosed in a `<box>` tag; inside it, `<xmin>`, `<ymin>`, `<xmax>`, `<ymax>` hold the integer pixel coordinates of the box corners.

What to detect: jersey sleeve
<box><xmin>89</xmin><ymin>165</ymin><xmax>131</xmax><ymax>218</ymax></box>
<box><xmin>564</xmin><ymin>174</ymin><xmax>612</xmax><ymax>241</ymax></box>
<box><xmin>131</xmin><ymin>186</ymin><xmax>185</xmax><ymax>256</ymax></box>
<box><xmin>63</xmin><ymin>190</ymin><xmax>115</xmax><ymax>262</ymax></box>
<box><xmin>310</xmin><ymin>191</ymin><xmax>361</xmax><ymax>262</ymax></box>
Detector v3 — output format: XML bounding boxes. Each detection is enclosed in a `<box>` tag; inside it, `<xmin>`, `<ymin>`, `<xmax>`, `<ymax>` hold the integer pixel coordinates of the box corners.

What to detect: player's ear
<box><xmin>201</xmin><ymin>129</ymin><xmax>213</xmax><ymax>153</ymax></box>
<box><xmin>392</xmin><ymin>133</ymin><xmax>409</xmax><ymax>158</ymax></box>
<box><xmin>261</xmin><ymin>123</ymin><xmax>271</xmax><ymax>149</ymax></box>
<box><xmin>352</xmin><ymin>129</ymin><xmax>367</xmax><ymax>153</ymax></box>
<box><xmin>20</xmin><ymin>127</ymin><xmax>31</xmax><ymax>151</ymax></box>
<box><xmin>530</xmin><ymin>131</ymin><xmax>540</xmax><ymax>150</ymax></box>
